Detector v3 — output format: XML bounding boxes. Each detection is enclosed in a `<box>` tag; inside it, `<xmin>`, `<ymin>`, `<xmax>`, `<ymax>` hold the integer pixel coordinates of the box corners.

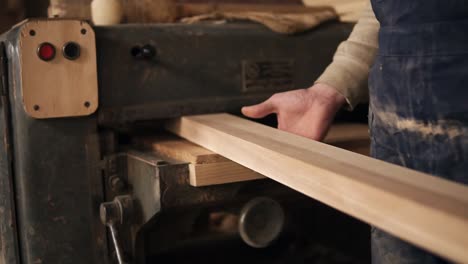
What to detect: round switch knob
<box><xmin>37</xmin><ymin>42</ymin><xmax>56</xmax><ymax>61</ymax></box>
<box><xmin>63</xmin><ymin>42</ymin><xmax>81</xmax><ymax>60</ymax></box>
<box><xmin>131</xmin><ymin>45</ymin><xmax>157</xmax><ymax>60</ymax></box>
<box><xmin>141</xmin><ymin>45</ymin><xmax>156</xmax><ymax>59</ymax></box>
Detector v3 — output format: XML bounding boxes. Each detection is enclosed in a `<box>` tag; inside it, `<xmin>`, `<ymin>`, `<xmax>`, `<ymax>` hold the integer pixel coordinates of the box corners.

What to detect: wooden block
<box><xmin>166</xmin><ymin>113</ymin><xmax>468</xmax><ymax>263</ymax></box>
<box><xmin>190</xmin><ymin>161</ymin><xmax>264</xmax><ymax>186</ymax></box>
<box><xmin>139</xmin><ymin>135</ymin><xmax>264</xmax><ymax>186</ymax></box>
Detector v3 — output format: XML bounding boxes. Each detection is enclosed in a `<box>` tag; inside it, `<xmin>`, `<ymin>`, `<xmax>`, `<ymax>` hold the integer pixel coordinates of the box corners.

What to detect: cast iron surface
<box><xmin>95</xmin><ymin>22</ymin><xmax>353</xmax><ymax>126</ymax></box>
<box><xmin>0</xmin><ymin>41</ymin><xmax>20</xmax><ymax>264</ymax></box>
<box><xmin>116</xmin><ymin>151</ymin><xmax>370</xmax><ymax>264</ymax></box>
<box><xmin>2</xmin><ymin>25</ymin><xmax>107</xmax><ymax>264</ymax></box>
<box><xmin>0</xmin><ymin>20</ymin><xmax>367</xmax><ymax>264</ymax></box>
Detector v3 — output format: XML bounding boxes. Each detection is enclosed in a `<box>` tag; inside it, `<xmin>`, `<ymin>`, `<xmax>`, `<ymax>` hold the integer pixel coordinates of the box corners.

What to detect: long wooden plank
<box><xmin>139</xmin><ymin>124</ymin><xmax>368</xmax><ymax>186</ymax></box>
<box><xmin>166</xmin><ymin>113</ymin><xmax>468</xmax><ymax>263</ymax></box>
<box><xmin>325</xmin><ymin>123</ymin><xmax>370</xmax><ymax>156</ymax></box>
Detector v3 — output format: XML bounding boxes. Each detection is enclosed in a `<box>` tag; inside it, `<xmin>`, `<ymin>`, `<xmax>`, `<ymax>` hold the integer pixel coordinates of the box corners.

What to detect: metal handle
<box><xmin>100</xmin><ymin>195</ymin><xmax>133</xmax><ymax>264</ymax></box>
<box><xmin>108</xmin><ymin>223</ymin><xmax>127</xmax><ymax>264</ymax></box>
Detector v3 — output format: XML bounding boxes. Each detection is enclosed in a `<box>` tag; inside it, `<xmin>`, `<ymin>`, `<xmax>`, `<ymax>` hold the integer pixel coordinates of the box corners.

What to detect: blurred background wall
<box><xmin>0</xmin><ymin>0</ymin><xmax>303</xmax><ymax>32</ymax></box>
<box><xmin>1</xmin><ymin>0</ymin><xmax>364</xmax><ymax>33</ymax></box>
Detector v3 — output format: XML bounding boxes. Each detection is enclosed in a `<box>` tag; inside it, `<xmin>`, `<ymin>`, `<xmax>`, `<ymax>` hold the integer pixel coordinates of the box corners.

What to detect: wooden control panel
<box><xmin>19</xmin><ymin>20</ymin><xmax>98</xmax><ymax>119</ymax></box>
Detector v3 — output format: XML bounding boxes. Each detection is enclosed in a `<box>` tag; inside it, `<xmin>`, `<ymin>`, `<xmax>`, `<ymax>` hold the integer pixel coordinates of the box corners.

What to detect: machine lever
<box><xmin>100</xmin><ymin>195</ymin><xmax>134</xmax><ymax>264</ymax></box>
<box><xmin>108</xmin><ymin>223</ymin><xmax>127</xmax><ymax>264</ymax></box>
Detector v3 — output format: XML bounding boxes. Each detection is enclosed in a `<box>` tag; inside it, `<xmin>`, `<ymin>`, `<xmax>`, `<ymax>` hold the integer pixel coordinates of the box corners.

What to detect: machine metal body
<box><xmin>0</xmin><ymin>20</ymin><xmax>369</xmax><ymax>264</ymax></box>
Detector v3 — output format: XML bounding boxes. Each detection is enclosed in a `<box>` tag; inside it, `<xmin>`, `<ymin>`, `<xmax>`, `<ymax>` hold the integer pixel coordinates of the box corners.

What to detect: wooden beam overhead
<box><xmin>166</xmin><ymin>113</ymin><xmax>468</xmax><ymax>263</ymax></box>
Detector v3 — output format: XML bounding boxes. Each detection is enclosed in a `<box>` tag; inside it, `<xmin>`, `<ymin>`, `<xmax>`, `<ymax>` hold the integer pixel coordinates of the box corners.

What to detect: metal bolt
<box><xmin>100</xmin><ymin>195</ymin><xmax>134</xmax><ymax>226</ymax></box>
<box><xmin>131</xmin><ymin>44</ymin><xmax>157</xmax><ymax>60</ymax></box>
<box><xmin>110</xmin><ymin>176</ymin><xmax>126</xmax><ymax>192</ymax></box>
<box><xmin>141</xmin><ymin>45</ymin><xmax>156</xmax><ymax>59</ymax></box>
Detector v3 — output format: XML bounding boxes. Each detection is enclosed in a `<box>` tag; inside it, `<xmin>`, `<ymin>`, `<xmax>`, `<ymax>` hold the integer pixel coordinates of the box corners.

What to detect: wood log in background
<box><xmin>178</xmin><ymin>3</ymin><xmax>332</xmax><ymax>17</ymax></box>
<box><xmin>180</xmin><ymin>0</ymin><xmax>301</xmax><ymax>3</ymax></box>
<box><xmin>47</xmin><ymin>0</ymin><xmax>331</xmax><ymax>24</ymax></box>
<box><xmin>125</xmin><ymin>0</ymin><xmax>179</xmax><ymax>23</ymax></box>
<box><xmin>48</xmin><ymin>0</ymin><xmax>91</xmax><ymax>18</ymax></box>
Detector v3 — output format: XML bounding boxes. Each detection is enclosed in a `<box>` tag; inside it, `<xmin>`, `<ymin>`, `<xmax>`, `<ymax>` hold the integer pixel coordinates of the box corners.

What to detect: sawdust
<box><xmin>373</xmin><ymin>110</ymin><xmax>467</xmax><ymax>139</ymax></box>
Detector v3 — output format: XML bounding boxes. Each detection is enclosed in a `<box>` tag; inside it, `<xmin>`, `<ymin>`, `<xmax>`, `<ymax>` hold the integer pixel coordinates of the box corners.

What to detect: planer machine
<box><xmin>0</xmin><ymin>19</ymin><xmax>369</xmax><ymax>264</ymax></box>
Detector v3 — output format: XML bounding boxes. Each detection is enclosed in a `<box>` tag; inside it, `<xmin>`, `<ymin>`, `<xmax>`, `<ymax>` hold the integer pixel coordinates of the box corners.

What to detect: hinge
<box><xmin>0</xmin><ymin>42</ymin><xmax>8</xmax><ymax>97</ymax></box>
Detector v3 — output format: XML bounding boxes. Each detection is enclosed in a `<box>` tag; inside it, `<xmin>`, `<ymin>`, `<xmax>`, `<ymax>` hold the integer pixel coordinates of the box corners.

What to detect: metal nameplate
<box><xmin>242</xmin><ymin>60</ymin><xmax>294</xmax><ymax>92</ymax></box>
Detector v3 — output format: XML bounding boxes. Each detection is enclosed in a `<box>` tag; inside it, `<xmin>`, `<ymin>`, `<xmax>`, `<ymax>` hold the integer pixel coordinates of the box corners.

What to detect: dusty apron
<box><xmin>368</xmin><ymin>0</ymin><xmax>468</xmax><ymax>263</ymax></box>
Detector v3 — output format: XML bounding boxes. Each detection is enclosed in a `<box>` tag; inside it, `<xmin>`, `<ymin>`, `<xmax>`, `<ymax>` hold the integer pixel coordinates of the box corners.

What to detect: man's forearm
<box><xmin>315</xmin><ymin>2</ymin><xmax>379</xmax><ymax>110</ymax></box>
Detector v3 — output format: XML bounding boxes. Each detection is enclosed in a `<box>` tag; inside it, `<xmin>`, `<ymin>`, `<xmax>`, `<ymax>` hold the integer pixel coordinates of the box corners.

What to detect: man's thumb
<box><xmin>241</xmin><ymin>100</ymin><xmax>276</xmax><ymax>118</ymax></box>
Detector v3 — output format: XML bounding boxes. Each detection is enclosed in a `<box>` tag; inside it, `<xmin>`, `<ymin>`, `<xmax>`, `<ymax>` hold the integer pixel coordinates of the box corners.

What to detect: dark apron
<box><xmin>368</xmin><ymin>1</ymin><xmax>468</xmax><ymax>263</ymax></box>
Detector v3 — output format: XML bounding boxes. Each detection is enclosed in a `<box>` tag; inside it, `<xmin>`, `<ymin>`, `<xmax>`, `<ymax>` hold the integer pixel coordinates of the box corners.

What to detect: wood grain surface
<box><xmin>19</xmin><ymin>20</ymin><xmax>98</xmax><ymax>118</ymax></box>
<box><xmin>140</xmin><ymin>123</ymin><xmax>369</xmax><ymax>186</ymax></box>
<box><xmin>166</xmin><ymin>113</ymin><xmax>468</xmax><ymax>263</ymax></box>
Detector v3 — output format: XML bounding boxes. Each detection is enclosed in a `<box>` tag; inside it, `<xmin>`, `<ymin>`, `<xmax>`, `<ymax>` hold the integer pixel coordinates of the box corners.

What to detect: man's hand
<box><xmin>242</xmin><ymin>83</ymin><xmax>346</xmax><ymax>141</ymax></box>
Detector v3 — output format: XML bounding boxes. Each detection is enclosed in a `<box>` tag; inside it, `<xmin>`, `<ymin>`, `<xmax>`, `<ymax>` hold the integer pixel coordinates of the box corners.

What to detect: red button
<box><xmin>37</xmin><ymin>43</ymin><xmax>56</xmax><ymax>61</ymax></box>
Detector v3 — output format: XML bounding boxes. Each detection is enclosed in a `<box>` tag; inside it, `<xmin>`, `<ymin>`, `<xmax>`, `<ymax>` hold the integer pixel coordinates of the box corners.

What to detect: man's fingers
<box><xmin>241</xmin><ymin>100</ymin><xmax>276</xmax><ymax>118</ymax></box>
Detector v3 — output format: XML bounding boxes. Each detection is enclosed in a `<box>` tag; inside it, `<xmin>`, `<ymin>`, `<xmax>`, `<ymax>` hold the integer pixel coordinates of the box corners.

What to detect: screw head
<box><xmin>110</xmin><ymin>176</ymin><xmax>125</xmax><ymax>192</ymax></box>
